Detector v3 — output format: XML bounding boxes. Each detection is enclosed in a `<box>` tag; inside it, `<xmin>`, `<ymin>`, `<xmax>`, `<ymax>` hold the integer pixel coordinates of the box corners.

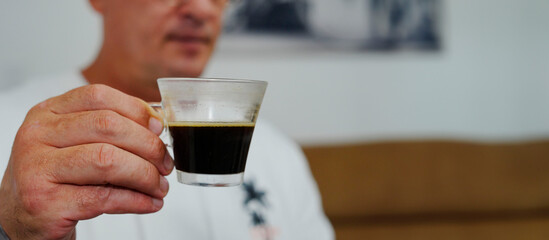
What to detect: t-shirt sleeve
<box><xmin>258</xmin><ymin>122</ymin><xmax>335</xmax><ymax>239</ymax></box>
<box><xmin>282</xmin><ymin>139</ymin><xmax>334</xmax><ymax>239</ymax></box>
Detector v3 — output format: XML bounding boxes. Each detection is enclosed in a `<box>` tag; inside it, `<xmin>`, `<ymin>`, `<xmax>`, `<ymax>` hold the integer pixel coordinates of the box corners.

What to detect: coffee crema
<box><xmin>168</xmin><ymin>122</ymin><xmax>256</xmax><ymax>175</ymax></box>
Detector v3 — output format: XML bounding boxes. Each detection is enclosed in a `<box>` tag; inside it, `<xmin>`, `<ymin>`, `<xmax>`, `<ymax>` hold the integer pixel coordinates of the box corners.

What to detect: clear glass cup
<box><xmin>151</xmin><ymin>78</ymin><xmax>268</xmax><ymax>187</ymax></box>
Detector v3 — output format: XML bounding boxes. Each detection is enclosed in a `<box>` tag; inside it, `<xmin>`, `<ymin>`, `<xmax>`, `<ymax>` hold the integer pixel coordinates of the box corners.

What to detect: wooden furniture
<box><xmin>303</xmin><ymin>140</ymin><xmax>549</xmax><ymax>240</ymax></box>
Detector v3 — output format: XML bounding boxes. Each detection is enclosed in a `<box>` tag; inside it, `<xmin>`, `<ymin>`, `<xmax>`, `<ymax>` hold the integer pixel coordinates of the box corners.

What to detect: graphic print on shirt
<box><xmin>242</xmin><ymin>179</ymin><xmax>279</xmax><ymax>240</ymax></box>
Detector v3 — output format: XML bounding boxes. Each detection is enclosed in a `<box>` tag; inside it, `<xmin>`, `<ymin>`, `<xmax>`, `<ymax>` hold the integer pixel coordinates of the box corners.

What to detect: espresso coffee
<box><xmin>169</xmin><ymin>122</ymin><xmax>256</xmax><ymax>175</ymax></box>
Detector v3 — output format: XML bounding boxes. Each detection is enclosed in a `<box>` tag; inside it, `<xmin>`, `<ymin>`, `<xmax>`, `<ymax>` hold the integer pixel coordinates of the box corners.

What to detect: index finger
<box><xmin>44</xmin><ymin>84</ymin><xmax>162</xmax><ymax>128</ymax></box>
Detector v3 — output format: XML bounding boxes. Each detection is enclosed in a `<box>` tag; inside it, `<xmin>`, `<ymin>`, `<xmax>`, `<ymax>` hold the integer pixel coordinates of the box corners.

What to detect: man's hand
<box><xmin>0</xmin><ymin>84</ymin><xmax>174</xmax><ymax>240</ymax></box>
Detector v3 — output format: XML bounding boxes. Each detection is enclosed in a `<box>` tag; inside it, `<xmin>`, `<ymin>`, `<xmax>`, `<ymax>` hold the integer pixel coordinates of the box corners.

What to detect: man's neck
<box><xmin>82</xmin><ymin>50</ymin><xmax>161</xmax><ymax>102</ymax></box>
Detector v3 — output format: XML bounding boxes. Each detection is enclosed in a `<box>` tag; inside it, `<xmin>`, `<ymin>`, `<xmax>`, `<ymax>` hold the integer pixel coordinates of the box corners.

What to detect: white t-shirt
<box><xmin>0</xmin><ymin>71</ymin><xmax>334</xmax><ymax>240</ymax></box>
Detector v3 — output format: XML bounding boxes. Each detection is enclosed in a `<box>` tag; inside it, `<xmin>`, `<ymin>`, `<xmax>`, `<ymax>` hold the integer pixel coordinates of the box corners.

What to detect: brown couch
<box><xmin>303</xmin><ymin>140</ymin><xmax>549</xmax><ymax>240</ymax></box>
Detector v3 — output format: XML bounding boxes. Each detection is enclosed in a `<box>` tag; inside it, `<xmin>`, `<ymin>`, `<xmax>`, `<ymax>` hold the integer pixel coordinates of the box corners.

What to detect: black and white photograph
<box><xmin>224</xmin><ymin>0</ymin><xmax>441</xmax><ymax>50</ymax></box>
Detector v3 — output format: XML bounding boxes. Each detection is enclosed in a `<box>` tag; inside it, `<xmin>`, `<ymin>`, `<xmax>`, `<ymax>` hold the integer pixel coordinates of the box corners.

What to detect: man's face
<box><xmin>95</xmin><ymin>0</ymin><xmax>226</xmax><ymax>79</ymax></box>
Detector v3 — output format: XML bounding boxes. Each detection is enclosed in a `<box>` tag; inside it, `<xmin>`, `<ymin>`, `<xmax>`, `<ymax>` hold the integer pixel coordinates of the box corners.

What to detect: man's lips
<box><xmin>166</xmin><ymin>34</ymin><xmax>210</xmax><ymax>46</ymax></box>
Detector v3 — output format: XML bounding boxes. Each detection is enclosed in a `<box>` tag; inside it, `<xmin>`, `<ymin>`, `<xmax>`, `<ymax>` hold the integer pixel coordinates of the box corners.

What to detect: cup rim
<box><xmin>157</xmin><ymin>77</ymin><xmax>268</xmax><ymax>85</ymax></box>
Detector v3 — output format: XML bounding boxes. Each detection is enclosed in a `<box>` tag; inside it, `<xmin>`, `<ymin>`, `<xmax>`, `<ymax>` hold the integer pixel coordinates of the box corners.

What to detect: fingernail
<box><xmin>163</xmin><ymin>153</ymin><xmax>174</xmax><ymax>172</ymax></box>
<box><xmin>159</xmin><ymin>175</ymin><xmax>169</xmax><ymax>195</ymax></box>
<box><xmin>152</xmin><ymin>198</ymin><xmax>164</xmax><ymax>210</ymax></box>
<box><xmin>148</xmin><ymin>117</ymin><xmax>163</xmax><ymax>136</ymax></box>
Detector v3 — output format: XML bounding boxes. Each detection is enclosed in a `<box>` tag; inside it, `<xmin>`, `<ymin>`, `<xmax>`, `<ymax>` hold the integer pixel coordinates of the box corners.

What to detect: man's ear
<box><xmin>88</xmin><ymin>0</ymin><xmax>105</xmax><ymax>14</ymax></box>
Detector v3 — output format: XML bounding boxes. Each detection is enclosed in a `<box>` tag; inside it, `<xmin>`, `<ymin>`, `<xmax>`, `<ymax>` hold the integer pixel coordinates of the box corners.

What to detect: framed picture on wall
<box><xmin>223</xmin><ymin>0</ymin><xmax>441</xmax><ymax>51</ymax></box>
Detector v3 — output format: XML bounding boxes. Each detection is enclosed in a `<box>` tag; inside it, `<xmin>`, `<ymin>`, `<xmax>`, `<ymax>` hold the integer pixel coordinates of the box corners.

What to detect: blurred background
<box><xmin>1</xmin><ymin>0</ymin><xmax>549</xmax><ymax>239</ymax></box>
<box><xmin>1</xmin><ymin>0</ymin><xmax>548</xmax><ymax>145</ymax></box>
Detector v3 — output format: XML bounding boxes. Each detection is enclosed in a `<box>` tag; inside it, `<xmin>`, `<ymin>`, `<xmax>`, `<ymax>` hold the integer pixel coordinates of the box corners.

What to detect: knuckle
<box><xmin>18</xmin><ymin>108</ymin><xmax>50</xmax><ymax>139</ymax></box>
<box><xmin>85</xmin><ymin>84</ymin><xmax>109</xmax><ymax>104</ymax></box>
<box><xmin>78</xmin><ymin>186</ymin><xmax>112</xmax><ymax>210</ymax></box>
<box><xmin>95</xmin><ymin>144</ymin><xmax>116</xmax><ymax>172</ymax></box>
<box><xmin>95</xmin><ymin>187</ymin><xmax>113</xmax><ymax>203</ymax></box>
<box><xmin>147</xmin><ymin>136</ymin><xmax>165</xmax><ymax>160</ymax></box>
<box><xmin>142</xmin><ymin>163</ymin><xmax>159</xmax><ymax>188</ymax></box>
<box><xmin>29</xmin><ymin>100</ymin><xmax>48</xmax><ymax>114</ymax></box>
<box><xmin>15</xmin><ymin>120</ymin><xmax>44</xmax><ymax>145</ymax></box>
<box><xmin>92</xmin><ymin>111</ymin><xmax>120</xmax><ymax>136</ymax></box>
<box><xmin>16</xmin><ymin>122</ymin><xmax>36</xmax><ymax>138</ymax></box>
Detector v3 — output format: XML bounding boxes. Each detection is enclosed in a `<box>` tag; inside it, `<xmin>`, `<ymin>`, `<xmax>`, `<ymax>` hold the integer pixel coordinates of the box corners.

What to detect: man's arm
<box><xmin>0</xmin><ymin>84</ymin><xmax>173</xmax><ymax>240</ymax></box>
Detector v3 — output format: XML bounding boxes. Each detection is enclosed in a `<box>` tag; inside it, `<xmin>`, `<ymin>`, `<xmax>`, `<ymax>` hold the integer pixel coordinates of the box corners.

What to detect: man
<box><xmin>0</xmin><ymin>0</ymin><xmax>333</xmax><ymax>239</ymax></box>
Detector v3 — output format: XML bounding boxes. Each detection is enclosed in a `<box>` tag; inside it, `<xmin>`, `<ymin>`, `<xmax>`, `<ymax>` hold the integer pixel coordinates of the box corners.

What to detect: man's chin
<box><xmin>159</xmin><ymin>45</ymin><xmax>211</xmax><ymax>74</ymax></box>
<box><xmin>161</xmin><ymin>67</ymin><xmax>203</xmax><ymax>78</ymax></box>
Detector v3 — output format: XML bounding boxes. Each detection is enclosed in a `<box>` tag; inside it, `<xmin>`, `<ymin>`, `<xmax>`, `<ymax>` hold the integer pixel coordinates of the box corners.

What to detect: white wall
<box><xmin>1</xmin><ymin>0</ymin><xmax>548</xmax><ymax>146</ymax></box>
<box><xmin>0</xmin><ymin>0</ymin><xmax>100</xmax><ymax>89</ymax></box>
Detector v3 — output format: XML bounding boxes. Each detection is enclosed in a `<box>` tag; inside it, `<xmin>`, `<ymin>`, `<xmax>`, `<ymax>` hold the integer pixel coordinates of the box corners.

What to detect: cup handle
<box><xmin>148</xmin><ymin>102</ymin><xmax>163</xmax><ymax>115</ymax></box>
<box><xmin>148</xmin><ymin>102</ymin><xmax>171</xmax><ymax>148</ymax></box>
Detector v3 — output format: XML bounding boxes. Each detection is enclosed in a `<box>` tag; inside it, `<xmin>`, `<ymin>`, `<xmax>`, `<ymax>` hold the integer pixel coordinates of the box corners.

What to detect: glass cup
<box><xmin>150</xmin><ymin>78</ymin><xmax>268</xmax><ymax>187</ymax></box>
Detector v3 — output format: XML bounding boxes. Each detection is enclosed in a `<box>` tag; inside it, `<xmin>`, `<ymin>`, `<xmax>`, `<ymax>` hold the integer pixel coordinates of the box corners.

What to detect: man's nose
<box><xmin>175</xmin><ymin>0</ymin><xmax>223</xmax><ymax>23</ymax></box>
